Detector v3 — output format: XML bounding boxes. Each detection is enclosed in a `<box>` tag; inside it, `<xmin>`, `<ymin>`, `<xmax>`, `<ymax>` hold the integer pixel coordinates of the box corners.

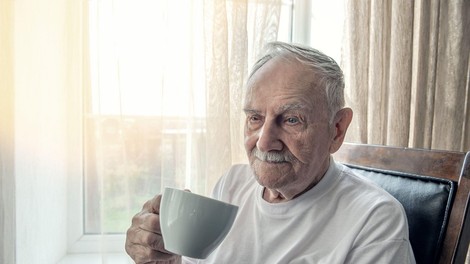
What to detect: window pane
<box><xmin>84</xmin><ymin>116</ymin><xmax>206</xmax><ymax>233</ymax></box>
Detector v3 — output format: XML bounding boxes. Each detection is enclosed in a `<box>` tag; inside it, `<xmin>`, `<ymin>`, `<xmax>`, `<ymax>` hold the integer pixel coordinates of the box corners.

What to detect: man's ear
<box><xmin>329</xmin><ymin>108</ymin><xmax>353</xmax><ymax>154</ymax></box>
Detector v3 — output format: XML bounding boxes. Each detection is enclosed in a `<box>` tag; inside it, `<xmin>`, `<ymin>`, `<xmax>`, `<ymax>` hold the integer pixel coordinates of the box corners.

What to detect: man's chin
<box><xmin>251</xmin><ymin>161</ymin><xmax>292</xmax><ymax>187</ymax></box>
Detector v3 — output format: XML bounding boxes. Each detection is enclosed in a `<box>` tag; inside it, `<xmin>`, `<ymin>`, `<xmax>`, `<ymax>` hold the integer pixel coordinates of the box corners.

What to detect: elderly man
<box><xmin>125</xmin><ymin>42</ymin><xmax>416</xmax><ymax>263</ymax></box>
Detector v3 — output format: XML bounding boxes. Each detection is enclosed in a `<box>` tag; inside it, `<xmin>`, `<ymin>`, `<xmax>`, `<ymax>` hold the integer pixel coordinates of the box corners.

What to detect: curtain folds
<box><xmin>342</xmin><ymin>0</ymin><xmax>470</xmax><ymax>151</ymax></box>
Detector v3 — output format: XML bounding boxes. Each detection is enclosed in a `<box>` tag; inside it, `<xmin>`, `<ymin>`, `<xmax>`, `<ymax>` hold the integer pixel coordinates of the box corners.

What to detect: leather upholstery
<box><xmin>346</xmin><ymin>164</ymin><xmax>456</xmax><ymax>264</ymax></box>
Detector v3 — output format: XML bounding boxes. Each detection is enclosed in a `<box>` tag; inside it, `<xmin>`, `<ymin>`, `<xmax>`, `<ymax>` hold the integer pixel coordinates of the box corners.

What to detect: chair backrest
<box><xmin>333</xmin><ymin>143</ymin><xmax>470</xmax><ymax>264</ymax></box>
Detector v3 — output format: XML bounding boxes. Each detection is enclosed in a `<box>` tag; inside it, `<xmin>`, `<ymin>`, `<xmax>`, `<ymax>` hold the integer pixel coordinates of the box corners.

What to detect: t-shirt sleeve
<box><xmin>342</xmin><ymin>191</ymin><xmax>417</xmax><ymax>264</ymax></box>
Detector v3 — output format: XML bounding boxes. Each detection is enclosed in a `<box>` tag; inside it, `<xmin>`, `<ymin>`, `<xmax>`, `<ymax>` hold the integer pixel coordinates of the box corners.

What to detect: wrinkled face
<box><xmin>244</xmin><ymin>56</ymin><xmax>334</xmax><ymax>196</ymax></box>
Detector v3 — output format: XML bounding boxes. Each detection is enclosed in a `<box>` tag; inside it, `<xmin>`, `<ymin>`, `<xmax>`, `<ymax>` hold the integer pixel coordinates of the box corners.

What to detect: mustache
<box><xmin>252</xmin><ymin>148</ymin><xmax>295</xmax><ymax>163</ymax></box>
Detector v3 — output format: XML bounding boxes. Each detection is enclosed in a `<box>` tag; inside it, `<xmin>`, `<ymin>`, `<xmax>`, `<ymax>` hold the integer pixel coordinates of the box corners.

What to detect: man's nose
<box><xmin>256</xmin><ymin>120</ymin><xmax>283</xmax><ymax>152</ymax></box>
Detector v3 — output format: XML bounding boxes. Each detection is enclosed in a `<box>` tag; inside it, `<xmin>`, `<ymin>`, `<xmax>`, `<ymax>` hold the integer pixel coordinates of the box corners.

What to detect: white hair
<box><xmin>248</xmin><ymin>42</ymin><xmax>345</xmax><ymax>123</ymax></box>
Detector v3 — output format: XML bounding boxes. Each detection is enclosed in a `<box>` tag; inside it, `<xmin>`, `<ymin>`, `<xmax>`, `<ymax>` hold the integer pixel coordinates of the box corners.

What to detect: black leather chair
<box><xmin>333</xmin><ymin>143</ymin><xmax>470</xmax><ymax>264</ymax></box>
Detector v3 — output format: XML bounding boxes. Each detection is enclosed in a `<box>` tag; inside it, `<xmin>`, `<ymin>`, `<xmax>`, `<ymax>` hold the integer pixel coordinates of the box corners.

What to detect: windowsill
<box><xmin>58</xmin><ymin>253</ymin><xmax>132</xmax><ymax>264</ymax></box>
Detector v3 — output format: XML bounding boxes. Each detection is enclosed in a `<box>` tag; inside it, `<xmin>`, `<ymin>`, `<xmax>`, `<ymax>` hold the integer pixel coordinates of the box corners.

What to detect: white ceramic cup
<box><xmin>160</xmin><ymin>187</ymin><xmax>238</xmax><ymax>259</ymax></box>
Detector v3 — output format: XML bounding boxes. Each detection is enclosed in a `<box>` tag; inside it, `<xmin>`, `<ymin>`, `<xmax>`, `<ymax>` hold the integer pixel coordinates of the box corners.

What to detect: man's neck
<box><xmin>262</xmin><ymin>158</ymin><xmax>332</xmax><ymax>203</ymax></box>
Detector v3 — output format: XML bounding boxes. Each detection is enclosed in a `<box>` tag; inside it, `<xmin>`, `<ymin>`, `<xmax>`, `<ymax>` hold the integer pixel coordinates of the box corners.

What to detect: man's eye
<box><xmin>249</xmin><ymin>115</ymin><xmax>261</xmax><ymax>122</ymax></box>
<box><xmin>286</xmin><ymin>117</ymin><xmax>299</xmax><ymax>124</ymax></box>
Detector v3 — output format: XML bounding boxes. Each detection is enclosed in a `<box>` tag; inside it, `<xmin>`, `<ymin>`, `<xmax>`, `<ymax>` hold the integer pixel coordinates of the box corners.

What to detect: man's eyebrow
<box><xmin>278</xmin><ymin>103</ymin><xmax>308</xmax><ymax>112</ymax></box>
<box><xmin>243</xmin><ymin>108</ymin><xmax>260</xmax><ymax>114</ymax></box>
<box><xmin>243</xmin><ymin>103</ymin><xmax>309</xmax><ymax>114</ymax></box>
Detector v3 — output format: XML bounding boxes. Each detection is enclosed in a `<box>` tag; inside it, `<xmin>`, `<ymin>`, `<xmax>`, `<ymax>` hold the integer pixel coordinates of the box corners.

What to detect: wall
<box><xmin>1</xmin><ymin>0</ymin><xmax>16</xmax><ymax>263</ymax></box>
<box><xmin>13</xmin><ymin>0</ymin><xmax>70</xmax><ymax>263</ymax></box>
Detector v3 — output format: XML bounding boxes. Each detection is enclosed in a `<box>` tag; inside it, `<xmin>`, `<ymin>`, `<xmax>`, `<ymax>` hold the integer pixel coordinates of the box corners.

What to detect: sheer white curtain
<box><xmin>85</xmin><ymin>0</ymin><xmax>283</xmax><ymax>238</ymax></box>
<box><xmin>0</xmin><ymin>0</ymin><xmax>283</xmax><ymax>262</ymax></box>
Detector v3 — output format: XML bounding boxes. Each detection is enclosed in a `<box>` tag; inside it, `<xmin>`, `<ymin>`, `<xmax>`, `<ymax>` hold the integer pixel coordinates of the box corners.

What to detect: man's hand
<box><xmin>125</xmin><ymin>194</ymin><xmax>182</xmax><ymax>264</ymax></box>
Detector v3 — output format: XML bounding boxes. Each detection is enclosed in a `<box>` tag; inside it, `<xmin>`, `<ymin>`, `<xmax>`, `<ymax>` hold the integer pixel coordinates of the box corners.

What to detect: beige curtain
<box><xmin>342</xmin><ymin>0</ymin><xmax>470</xmax><ymax>151</ymax></box>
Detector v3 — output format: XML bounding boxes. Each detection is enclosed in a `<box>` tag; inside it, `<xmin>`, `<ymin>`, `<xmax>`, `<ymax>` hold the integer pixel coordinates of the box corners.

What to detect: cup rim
<box><xmin>163</xmin><ymin>187</ymin><xmax>238</xmax><ymax>209</ymax></box>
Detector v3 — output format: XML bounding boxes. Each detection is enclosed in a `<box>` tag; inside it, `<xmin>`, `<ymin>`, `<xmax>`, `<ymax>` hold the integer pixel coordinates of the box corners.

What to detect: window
<box><xmin>83</xmin><ymin>0</ymin><xmax>295</xmax><ymax>236</ymax></box>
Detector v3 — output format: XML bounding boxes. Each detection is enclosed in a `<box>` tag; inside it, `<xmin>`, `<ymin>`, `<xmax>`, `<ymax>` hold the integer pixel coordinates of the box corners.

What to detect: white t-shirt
<box><xmin>183</xmin><ymin>159</ymin><xmax>416</xmax><ymax>264</ymax></box>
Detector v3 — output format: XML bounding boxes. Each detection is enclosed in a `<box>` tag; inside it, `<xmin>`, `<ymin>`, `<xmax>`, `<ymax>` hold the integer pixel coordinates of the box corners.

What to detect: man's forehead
<box><xmin>244</xmin><ymin>80</ymin><xmax>324</xmax><ymax>108</ymax></box>
<box><xmin>243</xmin><ymin>99</ymin><xmax>313</xmax><ymax>114</ymax></box>
<box><xmin>245</xmin><ymin>66</ymin><xmax>323</xmax><ymax>97</ymax></box>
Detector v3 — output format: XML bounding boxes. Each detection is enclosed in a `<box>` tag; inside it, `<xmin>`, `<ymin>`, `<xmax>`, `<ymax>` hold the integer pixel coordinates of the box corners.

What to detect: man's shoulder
<box><xmin>339</xmin><ymin>163</ymin><xmax>393</xmax><ymax>194</ymax></box>
<box><xmin>336</xmin><ymin>162</ymin><xmax>408</xmax><ymax>217</ymax></box>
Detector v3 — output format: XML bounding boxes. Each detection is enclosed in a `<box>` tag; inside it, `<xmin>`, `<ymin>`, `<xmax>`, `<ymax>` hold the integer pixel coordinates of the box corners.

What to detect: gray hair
<box><xmin>248</xmin><ymin>42</ymin><xmax>345</xmax><ymax>123</ymax></box>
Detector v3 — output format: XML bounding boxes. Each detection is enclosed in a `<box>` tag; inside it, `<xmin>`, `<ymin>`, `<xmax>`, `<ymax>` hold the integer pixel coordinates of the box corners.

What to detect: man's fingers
<box><xmin>126</xmin><ymin>193</ymin><xmax>181</xmax><ymax>263</ymax></box>
<box><xmin>135</xmin><ymin>213</ymin><xmax>162</xmax><ymax>234</ymax></box>
<box><xmin>142</xmin><ymin>194</ymin><xmax>162</xmax><ymax>214</ymax></box>
<box><xmin>127</xmin><ymin>226</ymin><xmax>163</xmax><ymax>249</ymax></box>
<box><xmin>126</xmin><ymin>243</ymin><xmax>177</xmax><ymax>264</ymax></box>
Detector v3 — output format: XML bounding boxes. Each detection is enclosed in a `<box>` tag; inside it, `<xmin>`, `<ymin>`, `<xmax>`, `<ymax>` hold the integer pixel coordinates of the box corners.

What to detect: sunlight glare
<box><xmin>89</xmin><ymin>0</ymin><xmax>205</xmax><ymax>117</ymax></box>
